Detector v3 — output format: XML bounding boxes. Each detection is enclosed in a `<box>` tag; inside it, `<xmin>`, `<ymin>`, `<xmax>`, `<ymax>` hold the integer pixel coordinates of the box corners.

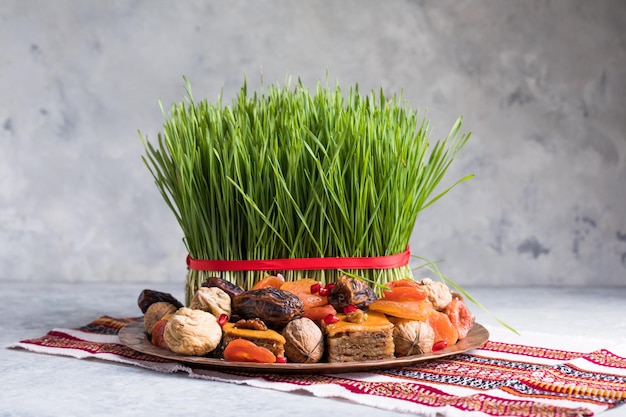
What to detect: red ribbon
<box><xmin>186</xmin><ymin>246</ymin><xmax>411</xmax><ymax>272</ymax></box>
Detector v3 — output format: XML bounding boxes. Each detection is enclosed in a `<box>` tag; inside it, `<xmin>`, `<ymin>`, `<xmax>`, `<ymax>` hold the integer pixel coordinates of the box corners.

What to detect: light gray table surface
<box><xmin>1</xmin><ymin>282</ymin><xmax>625</xmax><ymax>417</ymax></box>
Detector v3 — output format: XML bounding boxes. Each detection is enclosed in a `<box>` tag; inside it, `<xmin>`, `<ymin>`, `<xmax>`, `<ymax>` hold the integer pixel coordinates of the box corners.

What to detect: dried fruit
<box><xmin>189</xmin><ymin>286</ymin><xmax>232</xmax><ymax>318</ymax></box>
<box><xmin>137</xmin><ymin>289</ymin><xmax>183</xmax><ymax>314</ymax></box>
<box><xmin>382</xmin><ymin>286</ymin><xmax>427</xmax><ymax>302</ymax></box>
<box><xmin>252</xmin><ymin>275</ymin><xmax>285</xmax><ymax>290</ymax></box>
<box><xmin>280</xmin><ymin>279</ymin><xmax>328</xmax><ymax>309</ymax></box>
<box><xmin>282</xmin><ymin>317</ymin><xmax>324</xmax><ymax>363</ymax></box>
<box><xmin>151</xmin><ymin>318</ymin><xmax>171</xmax><ymax>350</ymax></box>
<box><xmin>223</xmin><ymin>339</ymin><xmax>276</xmax><ymax>363</ymax></box>
<box><xmin>368</xmin><ymin>299</ymin><xmax>433</xmax><ymax>321</ymax></box>
<box><xmin>327</xmin><ymin>275</ymin><xmax>377</xmax><ymax>310</ymax></box>
<box><xmin>387</xmin><ymin>278</ymin><xmax>421</xmax><ymax>288</ymax></box>
<box><xmin>428</xmin><ymin>310</ymin><xmax>459</xmax><ymax>348</ymax></box>
<box><xmin>144</xmin><ymin>302</ymin><xmax>178</xmax><ymax>335</ymax></box>
<box><xmin>233</xmin><ymin>287</ymin><xmax>304</xmax><ymax>329</ymax></box>
<box><xmin>303</xmin><ymin>304</ymin><xmax>337</xmax><ymax>321</ymax></box>
<box><xmin>164</xmin><ymin>308</ymin><xmax>222</xmax><ymax>356</ymax></box>
<box><xmin>445</xmin><ymin>298</ymin><xmax>475</xmax><ymax>339</ymax></box>
<box><xmin>417</xmin><ymin>278</ymin><xmax>453</xmax><ymax>311</ymax></box>
<box><xmin>201</xmin><ymin>276</ymin><xmax>244</xmax><ymax>301</ymax></box>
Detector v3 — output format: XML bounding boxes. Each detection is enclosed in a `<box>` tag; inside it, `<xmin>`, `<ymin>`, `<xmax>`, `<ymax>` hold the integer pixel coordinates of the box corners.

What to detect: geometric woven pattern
<box><xmin>11</xmin><ymin>316</ymin><xmax>626</xmax><ymax>417</ymax></box>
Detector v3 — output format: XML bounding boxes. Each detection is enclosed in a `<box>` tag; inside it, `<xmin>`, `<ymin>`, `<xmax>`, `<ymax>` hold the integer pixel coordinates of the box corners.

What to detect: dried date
<box><xmin>137</xmin><ymin>289</ymin><xmax>183</xmax><ymax>314</ymax></box>
<box><xmin>233</xmin><ymin>288</ymin><xmax>304</xmax><ymax>329</ymax></box>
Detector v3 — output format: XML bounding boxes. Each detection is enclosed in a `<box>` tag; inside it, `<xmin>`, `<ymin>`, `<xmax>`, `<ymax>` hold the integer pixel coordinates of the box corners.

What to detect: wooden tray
<box><xmin>118</xmin><ymin>319</ymin><xmax>489</xmax><ymax>374</ymax></box>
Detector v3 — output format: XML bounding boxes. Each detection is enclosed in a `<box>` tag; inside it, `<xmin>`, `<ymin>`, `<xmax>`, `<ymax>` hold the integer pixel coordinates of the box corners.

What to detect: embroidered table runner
<box><xmin>9</xmin><ymin>316</ymin><xmax>626</xmax><ymax>417</ymax></box>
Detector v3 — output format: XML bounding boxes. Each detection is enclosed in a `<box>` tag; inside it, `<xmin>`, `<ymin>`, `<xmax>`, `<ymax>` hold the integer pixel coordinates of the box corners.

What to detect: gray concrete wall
<box><xmin>1</xmin><ymin>0</ymin><xmax>625</xmax><ymax>286</ymax></box>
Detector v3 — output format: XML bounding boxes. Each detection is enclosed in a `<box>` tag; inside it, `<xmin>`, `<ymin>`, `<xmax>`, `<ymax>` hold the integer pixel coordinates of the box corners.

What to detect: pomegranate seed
<box><xmin>275</xmin><ymin>356</ymin><xmax>287</xmax><ymax>364</ymax></box>
<box><xmin>323</xmin><ymin>314</ymin><xmax>339</xmax><ymax>325</ymax></box>
<box><xmin>319</xmin><ymin>287</ymin><xmax>330</xmax><ymax>296</ymax></box>
<box><xmin>343</xmin><ymin>305</ymin><xmax>358</xmax><ymax>314</ymax></box>
<box><xmin>432</xmin><ymin>341</ymin><xmax>448</xmax><ymax>352</ymax></box>
<box><xmin>310</xmin><ymin>282</ymin><xmax>321</xmax><ymax>294</ymax></box>
<box><xmin>218</xmin><ymin>314</ymin><xmax>229</xmax><ymax>327</ymax></box>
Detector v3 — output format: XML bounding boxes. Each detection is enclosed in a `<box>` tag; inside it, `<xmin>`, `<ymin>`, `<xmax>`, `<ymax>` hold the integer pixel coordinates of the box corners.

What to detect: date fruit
<box><xmin>137</xmin><ymin>289</ymin><xmax>183</xmax><ymax>314</ymax></box>
<box><xmin>233</xmin><ymin>287</ymin><xmax>304</xmax><ymax>329</ymax></box>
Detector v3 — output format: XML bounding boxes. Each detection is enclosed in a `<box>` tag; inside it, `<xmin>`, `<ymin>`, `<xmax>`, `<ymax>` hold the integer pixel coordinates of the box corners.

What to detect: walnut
<box><xmin>417</xmin><ymin>278</ymin><xmax>453</xmax><ymax>311</ymax></box>
<box><xmin>234</xmin><ymin>318</ymin><xmax>268</xmax><ymax>331</ymax></box>
<box><xmin>144</xmin><ymin>302</ymin><xmax>178</xmax><ymax>335</ymax></box>
<box><xmin>164</xmin><ymin>308</ymin><xmax>222</xmax><ymax>356</ymax></box>
<box><xmin>189</xmin><ymin>287</ymin><xmax>231</xmax><ymax>318</ymax></box>
<box><xmin>345</xmin><ymin>309</ymin><xmax>366</xmax><ymax>323</ymax></box>
<box><xmin>282</xmin><ymin>318</ymin><xmax>324</xmax><ymax>363</ymax></box>
<box><xmin>393</xmin><ymin>319</ymin><xmax>435</xmax><ymax>356</ymax></box>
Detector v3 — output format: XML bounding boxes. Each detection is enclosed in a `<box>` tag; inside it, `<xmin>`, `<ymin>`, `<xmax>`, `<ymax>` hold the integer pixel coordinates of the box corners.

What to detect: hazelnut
<box><xmin>282</xmin><ymin>318</ymin><xmax>324</xmax><ymax>363</ymax></box>
<box><xmin>393</xmin><ymin>319</ymin><xmax>435</xmax><ymax>356</ymax></box>
<box><xmin>189</xmin><ymin>287</ymin><xmax>232</xmax><ymax>318</ymax></box>
<box><xmin>144</xmin><ymin>302</ymin><xmax>178</xmax><ymax>335</ymax></box>
<box><xmin>164</xmin><ymin>308</ymin><xmax>222</xmax><ymax>356</ymax></box>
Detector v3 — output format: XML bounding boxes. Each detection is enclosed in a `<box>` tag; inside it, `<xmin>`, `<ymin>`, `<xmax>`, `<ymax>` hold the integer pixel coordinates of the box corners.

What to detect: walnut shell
<box><xmin>393</xmin><ymin>319</ymin><xmax>435</xmax><ymax>356</ymax></box>
<box><xmin>282</xmin><ymin>318</ymin><xmax>324</xmax><ymax>363</ymax></box>
<box><xmin>144</xmin><ymin>301</ymin><xmax>178</xmax><ymax>335</ymax></box>
<box><xmin>164</xmin><ymin>308</ymin><xmax>222</xmax><ymax>356</ymax></box>
<box><xmin>189</xmin><ymin>287</ymin><xmax>231</xmax><ymax>318</ymax></box>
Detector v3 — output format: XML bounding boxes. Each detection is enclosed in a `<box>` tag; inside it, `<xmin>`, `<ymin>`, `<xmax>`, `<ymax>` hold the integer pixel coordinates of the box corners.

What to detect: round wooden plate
<box><xmin>118</xmin><ymin>319</ymin><xmax>489</xmax><ymax>374</ymax></box>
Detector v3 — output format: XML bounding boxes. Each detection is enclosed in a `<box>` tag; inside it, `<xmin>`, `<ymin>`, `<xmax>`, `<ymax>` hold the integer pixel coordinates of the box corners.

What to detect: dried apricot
<box><xmin>303</xmin><ymin>304</ymin><xmax>337</xmax><ymax>321</ymax></box>
<box><xmin>367</xmin><ymin>299</ymin><xmax>433</xmax><ymax>320</ymax></box>
<box><xmin>280</xmin><ymin>279</ymin><xmax>328</xmax><ymax>309</ymax></box>
<box><xmin>428</xmin><ymin>310</ymin><xmax>459</xmax><ymax>348</ymax></box>
<box><xmin>151</xmin><ymin>319</ymin><xmax>169</xmax><ymax>350</ymax></box>
<box><xmin>252</xmin><ymin>275</ymin><xmax>285</xmax><ymax>290</ymax></box>
<box><xmin>223</xmin><ymin>338</ymin><xmax>277</xmax><ymax>363</ymax></box>
<box><xmin>382</xmin><ymin>285</ymin><xmax>427</xmax><ymax>301</ymax></box>
<box><xmin>387</xmin><ymin>279</ymin><xmax>421</xmax><ymax>288</ymax></box>
<box><xmin>445</xmin><ymin>298</ymin><xmax>474</xmax><ymax>339</ymax></box>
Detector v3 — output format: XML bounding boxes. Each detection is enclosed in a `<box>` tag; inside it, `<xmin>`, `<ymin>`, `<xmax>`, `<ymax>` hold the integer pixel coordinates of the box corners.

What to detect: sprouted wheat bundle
<box><xmin>140</xmin><ymin>77</ymin><xmax>472</xmax><ymax>305</ymax></box>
